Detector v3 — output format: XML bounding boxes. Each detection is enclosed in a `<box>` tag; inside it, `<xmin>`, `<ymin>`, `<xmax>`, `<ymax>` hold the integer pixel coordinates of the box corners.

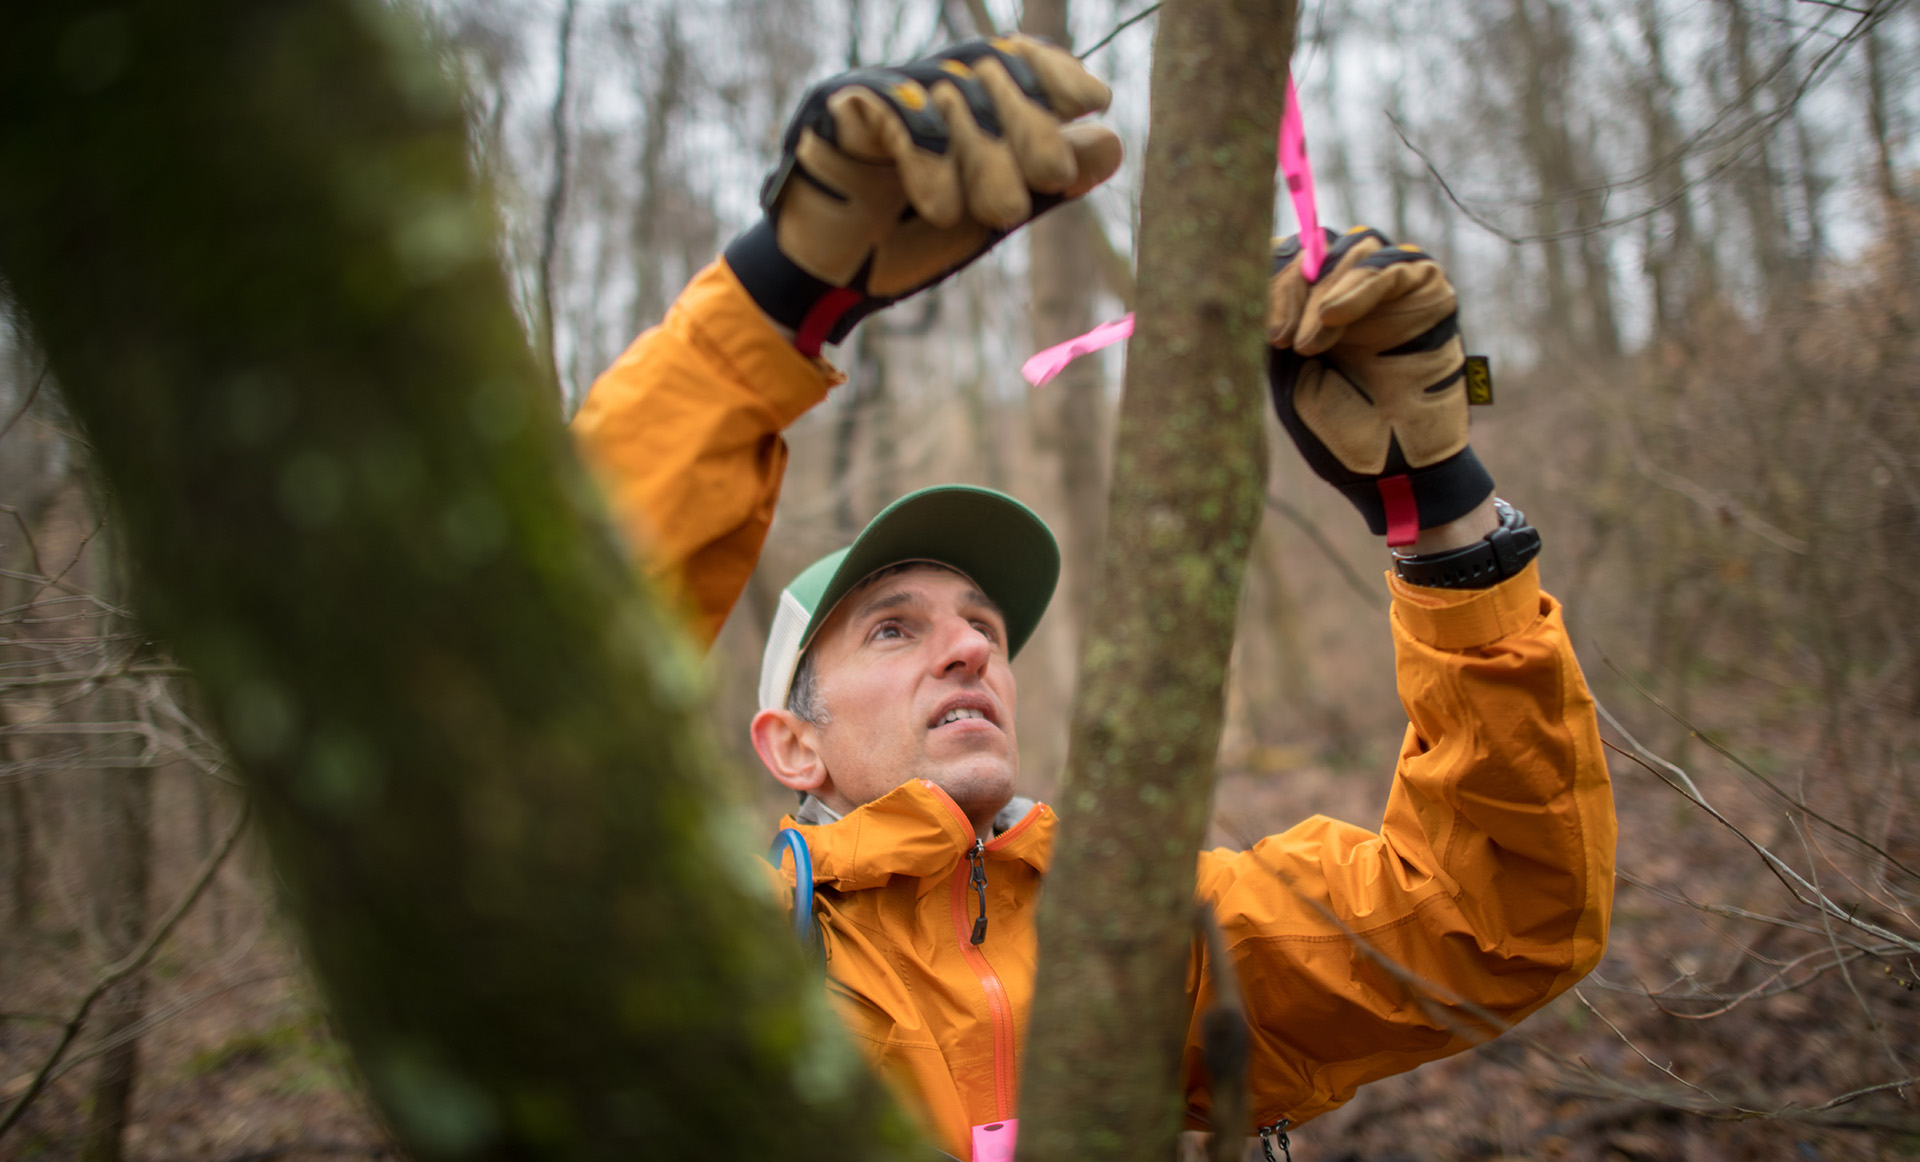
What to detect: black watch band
<box><xmin>1392</xmin><ymin>498</ymin><xmax>1540</xmax><ymax>589</ymax></box>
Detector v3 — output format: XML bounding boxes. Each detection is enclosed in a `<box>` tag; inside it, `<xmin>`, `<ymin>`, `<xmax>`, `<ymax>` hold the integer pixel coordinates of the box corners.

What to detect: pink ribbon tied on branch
<box><xmin>1021</xmin><ymin>75</ymin><xmax>1321</xmax><ymax>387</ymax></box>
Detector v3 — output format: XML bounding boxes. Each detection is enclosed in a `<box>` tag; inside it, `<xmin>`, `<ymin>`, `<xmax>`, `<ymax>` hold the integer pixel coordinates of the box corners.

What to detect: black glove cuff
<box><xmin>1392</xmin><ymin>498</ymin><xmax>1540</xmax><ymax>589</ymax></box>
<box><xmin>1331</xmin><ymin>445</ymin><xmax>1495</xmax><ymax>542</ymax></box>
<box><xmin>722</xmin><ymin>221</ymin><xmax>886</xmax><ymax>356</ymax></box>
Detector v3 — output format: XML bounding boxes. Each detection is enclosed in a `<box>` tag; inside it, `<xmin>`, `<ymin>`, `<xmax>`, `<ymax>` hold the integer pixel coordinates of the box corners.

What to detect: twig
<box><xmin>1615</xmin><ymin>413</ymin><xmax>1809</xmax><ymax>554</ymax></box>
<box><xmin>1078</xmin><ymin>2</ymin><xmax>1160</xmax><ymax>59</ymax></box>
<box><xmin>30</xmin><ymin>510</ymin><xmax>107</xmax><ymax>607</ymax></box>
<box><xmin>0</xmin><ymin>358</ymin><xmax>48</xmax><ymax>445</ymax></box>
<box><xmin>0</xmin><ymin>801</ymin><xmax>250</xmax><ymax>1141</ymax></box>
<box><xmin>1389</xmin><ymin>4</ymin><xmax>1883</xmax><ymax>245</ymax></box>
<box><xmin>1195</xmin><ymin>903</ymin><xmax>1250</xmax><ymax>1162</ymax></box>
<box><xmin>36</xmin><ymin>968</ymin><xmax>292</xmax><ymax>1086</ymax></box>
<box><xmin>1574</xmin><ymin>989</ymin><xmax>1728</xmax><ymax>1106</ymax></box>
<box><xmin>0</xmin><ymin>662</ymin><xmax>184</xmax><ymax>695</ymax></box>
<box><xmin>1605</xmin><ymin>665</ymin><xmax>1920</xmax><ymax>882</ymax></box>
<box><xmin>1796</xmin><ymin>816</ymin><xmax>1910</xmax><ymax>1092</ymax></box>
<box><xmin>1265</xmin><ymin>494</ymin><xmax>1387</xmax><ymax>611</ymax></box>
<box><xmin>1594</xmin><ymin>697</ymin><xmax>1920</xmax><ymax>954</ymax></box>
<box><xmin>0</xmin><ymin>508</ymin><xmax>54</xmax><ymax>588</ymax></box>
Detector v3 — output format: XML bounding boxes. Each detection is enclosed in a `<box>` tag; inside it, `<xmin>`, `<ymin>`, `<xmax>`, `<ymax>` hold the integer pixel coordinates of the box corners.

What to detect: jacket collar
<box><xmin>783</xmin><ymin>779</ymin><xmax>1053</xmax><ymax>891</ymax></box>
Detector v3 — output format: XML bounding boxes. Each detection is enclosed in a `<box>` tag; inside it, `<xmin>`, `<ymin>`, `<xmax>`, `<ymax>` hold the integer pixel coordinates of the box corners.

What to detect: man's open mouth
<box><xmin>929</xmin><ymin>698</ymin><xmax>996</xmax><ymax>729</ymax></box>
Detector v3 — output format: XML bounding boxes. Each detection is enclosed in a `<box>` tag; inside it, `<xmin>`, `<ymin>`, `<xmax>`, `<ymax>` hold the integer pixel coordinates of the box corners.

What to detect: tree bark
<box><xmin>1021</xmin><ymin>0</ymin><xmax>1110</xmax><ymax>647</ymax></box>
<box><xmin>1019</xmin><ymin>0</ymin><xmax>1291</xmax><ymax>1158</ymax></box>
<box><xmin>78</xmin><ymin>754</ymin><xmax>153</xmax><ymax>1162</ymax></box>
<box><xmin>535</xmin><ymin>0</ymin><xmax>577</xmax><ymax>403</ymax></box>
<box><xmin>1718</xmin><ymin>0</ymin><xmax>1790</xmax><ymax>310</ymax></box>
<box><xmin>0</xmin><ymin>4</ymin><xmax>919</xmax><ymax>1159</ymax></box>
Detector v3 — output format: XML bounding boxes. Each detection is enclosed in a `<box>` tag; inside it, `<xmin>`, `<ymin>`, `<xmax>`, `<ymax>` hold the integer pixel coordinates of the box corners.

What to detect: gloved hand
<box><xmin>1266</xmin><ymin>227</ymin><xmax>1494</xmax><ymax>545</ymax></box>
<box><xmin>724</xmin><ymin>37</ymin><xmax>1123</xmax><ymax>355</ymax></box>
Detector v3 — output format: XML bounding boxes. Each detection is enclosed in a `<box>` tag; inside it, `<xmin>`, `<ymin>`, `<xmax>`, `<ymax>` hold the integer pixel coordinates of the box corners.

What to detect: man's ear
<box><xmin>750</xmin><ymin>709</ymin><xmax>831</xmax><ymax>796</ymax></box>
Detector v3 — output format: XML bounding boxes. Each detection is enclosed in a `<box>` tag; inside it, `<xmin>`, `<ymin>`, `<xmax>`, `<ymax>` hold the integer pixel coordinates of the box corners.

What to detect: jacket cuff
<box><xmin>1387</xmin><ymin>559</ymin><xmax>1542</xmax><ymax>650</ymax></box>
<box><xmin>687</xmin><ymin>257</ymin><xmax>844</xmax><ymax>426</ymax></box>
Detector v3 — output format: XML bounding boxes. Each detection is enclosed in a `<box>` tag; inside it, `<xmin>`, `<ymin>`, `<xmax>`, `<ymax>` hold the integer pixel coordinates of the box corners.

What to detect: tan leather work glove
<box><xmin>1266</xmin><ymin>227</ymin><xmax>1495</xmax><ymax>545</ymax></box>
<box><xmin>723</xmin><ymin>37</ymin><xmax>1123</xmax><ymax>355</ymax></box>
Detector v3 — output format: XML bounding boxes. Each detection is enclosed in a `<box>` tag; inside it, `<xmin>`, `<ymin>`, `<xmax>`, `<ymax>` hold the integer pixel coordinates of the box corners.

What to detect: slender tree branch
<box><xmin>1615</xmin><ymin>413</ymin><xmax>1810</xmax><ymax>554</ymax></box>
<box><xmin>1264</xmin><ymin>493</ymin><xmax>1387</xmax><ymax>611</ymax></box>
<box><xmin>0</xmin><ymin>801</ymin><xmax>249</xmax><ymax>1141</ymax></box>
<box><xmin>0</xmin><ymin>357</ymin><xmax>47</xmax><ymax>444</ymax></box>
<box><xmin>1078</xmin><ymin>2</ymin><xmax>1162</xmax><ymax>59</ymax></box>
<box><xmin>1390</xmin><ymin>3</ymin><xmax>1886</xmax><ymax>245</ymax></box>
<box><xmin>1603</xmin><ymin>666</ymin><xmax>1920</xmax><ymax>882</ymax></box>
<box><xmin>1595</xmin><ymin>720</ymin><xmax>1920</xmax><ymax>955</ymax></box>
<box><xmin>1795</xmin><ymin>817</ymin><xmax>1911</xmax><ymax>1090</ymax></box>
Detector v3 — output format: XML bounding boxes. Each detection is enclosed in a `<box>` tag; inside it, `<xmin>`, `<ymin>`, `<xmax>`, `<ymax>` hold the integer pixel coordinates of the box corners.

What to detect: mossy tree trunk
<box><xmin>0</xmin><ymin>3</ymin><xmax>920</xmax><ymax>1159</ymax></box>
<box><xmin>1019</xmin><ymin>2</ymin><xmax>1295</xmax><ymax>1159</ymax></box>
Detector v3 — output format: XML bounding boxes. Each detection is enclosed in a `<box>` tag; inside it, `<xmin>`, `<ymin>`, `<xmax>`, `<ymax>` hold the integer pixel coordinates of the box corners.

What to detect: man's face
<box><xmin>805</xmin><ymin>564</ymin><xmax>1020</xmax><ymax>825</ymax></box>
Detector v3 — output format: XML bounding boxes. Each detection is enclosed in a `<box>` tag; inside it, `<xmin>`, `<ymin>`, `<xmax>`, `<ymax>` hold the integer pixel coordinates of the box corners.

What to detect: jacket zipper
<box><xmin>967</xmin><ymin>840</ymin><xmax>990</xmax><ymax>944</ymax></box>
<box><xmin>928</xmin><ymin>783</ymin><xmax>1020</xmax><ymax>1125</ymax></box>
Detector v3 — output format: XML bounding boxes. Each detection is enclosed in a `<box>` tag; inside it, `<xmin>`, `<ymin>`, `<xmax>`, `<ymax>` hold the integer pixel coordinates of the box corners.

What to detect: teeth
<box><xmin>939</xmin><ymin>708</ymin><xmax>986</xmax><ymax>726</ymax></box>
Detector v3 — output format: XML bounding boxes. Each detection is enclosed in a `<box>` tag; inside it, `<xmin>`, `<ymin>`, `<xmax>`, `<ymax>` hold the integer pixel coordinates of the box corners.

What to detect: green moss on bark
<box><xmin>0</xmin><ymin>3</ymin><xmax>920</xmax><ymax>1158</ymax></box>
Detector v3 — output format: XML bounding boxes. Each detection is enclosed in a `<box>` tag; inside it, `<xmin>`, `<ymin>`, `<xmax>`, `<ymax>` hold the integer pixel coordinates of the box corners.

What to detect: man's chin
<box><xmin>923</xmin><ymin>765</ymin><xmax>1018</xmax><ymax>821</ymax></box>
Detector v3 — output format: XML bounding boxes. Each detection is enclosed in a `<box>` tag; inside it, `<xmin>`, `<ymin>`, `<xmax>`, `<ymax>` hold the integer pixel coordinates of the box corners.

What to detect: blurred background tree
<box><xmin>3</xmin><ymin>0</ymin><xmax>1917</xmax><ymax>1157</ymax></box>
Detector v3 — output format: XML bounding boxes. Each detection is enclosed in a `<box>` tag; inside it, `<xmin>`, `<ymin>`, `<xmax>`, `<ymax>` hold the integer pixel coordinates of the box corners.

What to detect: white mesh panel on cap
<box><xmin>757</xmin><ymin>588</ymin><xmax>812</xmax><ymax>712</ymax></box>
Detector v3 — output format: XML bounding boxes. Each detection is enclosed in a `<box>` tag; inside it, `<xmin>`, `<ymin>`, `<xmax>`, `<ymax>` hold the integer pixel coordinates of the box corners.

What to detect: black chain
<box><xmin>1258</xmin><ymin>1119</ymin><xmax>1292</xmax><ymax>1162</ymax></box>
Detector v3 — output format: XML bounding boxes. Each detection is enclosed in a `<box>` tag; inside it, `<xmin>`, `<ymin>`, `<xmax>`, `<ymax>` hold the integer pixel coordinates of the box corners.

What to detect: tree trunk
<box><xmin>1635</xmin><ymin>0</ymin><xmax>1698</xmax><ymax>347</ymax></box>
<box><xmin>78</xmin><ymin>750</ymin><xmax>153</xmax><ymax>1162</ymax></box>
<box><xmin>1864</xmin><ymin>17</ymin><xmax>1902</xmax><ymax>223</ymax></box>
<box><xmin>0</xmin><ymin>4</ymin><xmax>919</xmax><ymax>1158</ymax></box>
<box><xmin>625</xmin><ymin>10</ymin><xmax>690</xmax><ymax>337</ymax></box>
<box><xmin>1510</xmin><ymin>0</ymin><xmax>1578</xmax><ymax>349</ymax></box>
<box><xmin>1021</xmin><ymin>0</ymin><xmax>1110</xmax><ymax>648</ymax></box>
<box><xmin>535</xmin><ymin>0</ymin><xmax>577</xmax><ymax>404</ymax></box>
<box><xmin>1019</xmin><ymin>0</ymin><xmax>1291</xmax><ymax>1157</ymax></box>
<box><xmin>1718</xmin><ymin>0</ymin><xmax>1790</xmax><ymax>310</ymax></box>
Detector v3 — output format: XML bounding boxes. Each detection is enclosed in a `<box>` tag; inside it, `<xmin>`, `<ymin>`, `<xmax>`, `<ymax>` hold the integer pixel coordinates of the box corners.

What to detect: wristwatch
<box><xmin>1391</xmin><ymin>498</ymin><xmax>1540</xmax><ymax>589</ymax></box>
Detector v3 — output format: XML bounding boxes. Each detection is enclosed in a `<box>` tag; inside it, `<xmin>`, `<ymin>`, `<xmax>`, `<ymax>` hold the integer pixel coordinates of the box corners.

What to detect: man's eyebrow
<box><xmin>852</xmin><ymin>588</ymin><xmax>922</xmax><ymax>622</ymax></box>
<box><xmin>962</xmin><ymin>589</ymin><xmax>1004</xmax><ymax>619</ymax></box>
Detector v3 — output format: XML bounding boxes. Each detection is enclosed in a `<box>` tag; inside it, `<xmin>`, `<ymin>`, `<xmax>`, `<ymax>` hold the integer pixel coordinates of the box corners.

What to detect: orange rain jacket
<box><xmin>574</xmin><ymin>258</ymin><xmax>1617</xmax><ymax>1158</ymax></box>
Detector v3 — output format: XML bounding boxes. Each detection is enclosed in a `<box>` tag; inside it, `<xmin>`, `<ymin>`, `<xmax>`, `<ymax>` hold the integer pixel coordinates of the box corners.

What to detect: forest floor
<box><xmin>3</xmin><ymin>753</ymin><xmax>1915</xmax><ymax>1162</ymax></box>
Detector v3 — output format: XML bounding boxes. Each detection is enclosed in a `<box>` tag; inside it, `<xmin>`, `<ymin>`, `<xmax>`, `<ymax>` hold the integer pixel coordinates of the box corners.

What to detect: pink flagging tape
<box><xmin>1279</xmin><ymin>75</ymin><xmax>1324</xmax><ymax>280</ymax></box>
<box><xmin>1023</xmin><ymin>74</ymin><xmax>1323</xmax><ymax>384</ymax></box>
<box><xmin>1020</xmin><ymin>313</ymin><xmax>1134</xmax><ymax>387</ymax></box>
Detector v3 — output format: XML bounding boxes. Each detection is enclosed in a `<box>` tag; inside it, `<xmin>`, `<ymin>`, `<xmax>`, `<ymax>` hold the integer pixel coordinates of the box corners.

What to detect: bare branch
<box><xmin>1795</xmin><ymin>816</ymin><xmax>1911</xmax><ymax>1090</ymax></box>
<box><xmin>1615</xmin><ymin>415</ymin><xmax>1810</xmax><ymax>555</ymax></box>
<box><xmin>1606</xmin><ymin>666</ymin><xmax>1920</xmax><ymax>883</ymax></box>
<box><xmin>1392</xmin><ymin>3</ymin><xmax>1888</xmax><ymax>245</ymax></box>
<box><xmin>1078</xmin><ymin>2</ymin><xmax>1162</xmax><ymax>59</ymax></box>
<box><xmin>0</xmin><ymin>801</ymin><xmax>249</xmax><ymax>1141</ymax></box>
<box><xmin>1595</xmin><ymin>698</ymin><xmax>1920</xmax><ymax>954</ymax></box>
<box><xmin>1264</xmin><ymin>494</ymin><xmax>1387</xmax><ymax>612</ymax></box>
<box><xmin>0</xmin><ymin>356</ymin><xmax>48</xmax><ymax>444</ymax></box>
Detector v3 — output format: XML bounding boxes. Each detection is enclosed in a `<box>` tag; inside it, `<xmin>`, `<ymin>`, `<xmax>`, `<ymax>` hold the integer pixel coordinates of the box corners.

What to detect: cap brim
<box><xmin>799</xmin><ymin>485</ymin><xmax>1059</xmax><ymax>661</ymax></box>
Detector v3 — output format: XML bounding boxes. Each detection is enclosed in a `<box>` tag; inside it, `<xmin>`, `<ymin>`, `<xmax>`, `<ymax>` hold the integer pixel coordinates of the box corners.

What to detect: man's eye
<box><xmin>871</xmin><ymin>623</ymin><xmax>905</xmax><ymax>641</ymax></box>
<box><xmin>972</xmin><ymin>621</ymin><xmax>1002</xmax><ymax>644</ymax></box>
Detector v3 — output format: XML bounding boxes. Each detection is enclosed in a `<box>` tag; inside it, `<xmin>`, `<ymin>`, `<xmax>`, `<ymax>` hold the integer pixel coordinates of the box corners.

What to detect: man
<box><xmin>574</xmin><ymin>36</ymin><xmax>1614</xmax><ymax>1160</ymax></box>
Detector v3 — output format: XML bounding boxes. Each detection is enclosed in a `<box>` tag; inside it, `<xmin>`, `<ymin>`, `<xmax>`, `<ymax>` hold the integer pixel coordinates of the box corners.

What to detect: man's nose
<box><xmin>933</xmin><ymin>615</ymin><xmax>991</xmax><ymax>677</ymax></box>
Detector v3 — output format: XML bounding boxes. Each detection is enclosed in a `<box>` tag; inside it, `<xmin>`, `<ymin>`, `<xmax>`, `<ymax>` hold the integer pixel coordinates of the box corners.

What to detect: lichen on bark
<box><xmin>0</xmin><ymin>3</ymin><xmax>920</xmax><ymax>1158</ymax></box>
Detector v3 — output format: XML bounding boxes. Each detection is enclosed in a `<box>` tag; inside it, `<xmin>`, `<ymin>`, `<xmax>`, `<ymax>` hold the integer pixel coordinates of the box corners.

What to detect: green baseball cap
<box><xmin>757</xmin><ymin>485</ymin><xmax>1060</xmax><ymax>712</ymax></box>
